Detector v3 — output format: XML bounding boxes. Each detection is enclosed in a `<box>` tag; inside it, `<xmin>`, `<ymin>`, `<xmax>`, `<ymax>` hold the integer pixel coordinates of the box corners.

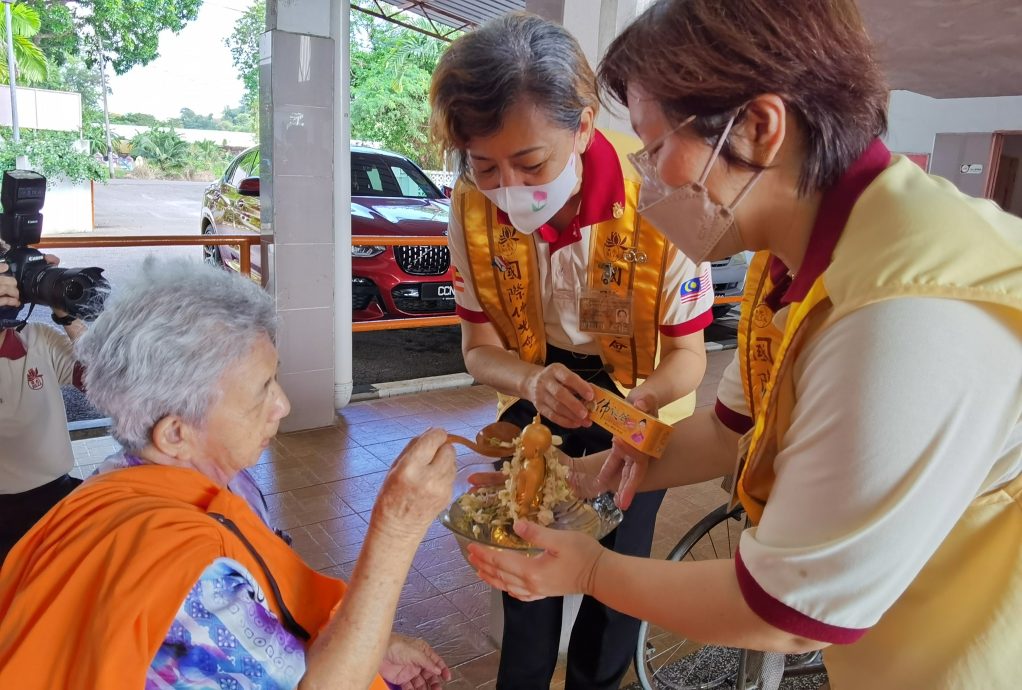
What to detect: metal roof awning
<box><xmin>352</xmin><ymin>0</ymin><xmax>524</xmax><ymax>41</ymax></box>
<box><xmin>354</xmin><ymin>0</ymin><xmax>1022</xmax><ymax>98</ymax></box>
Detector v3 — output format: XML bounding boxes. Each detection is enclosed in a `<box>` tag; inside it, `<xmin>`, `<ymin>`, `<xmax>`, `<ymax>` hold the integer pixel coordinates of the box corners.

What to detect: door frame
<box><xmin>986</xmin><ymin>131</ymin><xmax>1022</xmax><ymax>198</ymax></box>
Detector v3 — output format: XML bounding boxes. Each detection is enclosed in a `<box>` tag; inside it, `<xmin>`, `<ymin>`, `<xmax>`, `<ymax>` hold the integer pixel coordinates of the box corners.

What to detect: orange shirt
<box><xmin>0</xmin><ymin>464</ymin><xmax>388</xmax><ymax>690</ymax></box>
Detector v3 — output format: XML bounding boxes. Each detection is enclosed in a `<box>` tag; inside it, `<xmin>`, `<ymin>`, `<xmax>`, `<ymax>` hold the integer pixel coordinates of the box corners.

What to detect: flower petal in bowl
<box><xmin>440</xmin><ymin>491</ymin><xmax>623</xmax><ymax>562</ymax></box>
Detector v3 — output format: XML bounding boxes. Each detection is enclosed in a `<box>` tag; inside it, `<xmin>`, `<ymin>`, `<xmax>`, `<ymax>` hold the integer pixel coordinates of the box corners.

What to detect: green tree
<box><xmin>0</xmin><ymin>3</ymin><xmax>48</xmax><ymax>85</ymax></box>
<box><xmin>186</xmin><ymin>139</ymin><xmax>232</xmax><ymax>178</ymax></box>
<box><xmin>27</xmin><ymin>0</ymin><xmax>202</xmax><ymax>74</ymax></box>
<box><xmin>223</xmin><ymin>4</ymin><xmax>450</xmax><ymax>166</ymax></box>
<box><xmin>130</xmin><ymin>127</ymin><xmax>189</xmax><ymax>173</ymax></box>
<box><xmin>349</xmin><ymin>11</ymin><xmax>451</xmax><ymax>169</ymax></box>
<box><xmin>220</xmin><ymin>104</ymin><xmax>254</xmax><ymax>132</ymax></box>
<box><xmin>41</xmin><ymin>55</ymin><xmax>114</xmax><ymax>155</ymax></box>
<box><xmin>179</xmin><ymin>107</ymin><xmax>217</xmax><ymax>130</ymax></box>
<box><xmin>110</xmin><ymin>112</ymin><xmax>162</xmax><ymax>127</ymax></box>
<box><xmin>224</xmin><ymin>0</ymin><xmax>264</xmax><ymax>130</ymax></box>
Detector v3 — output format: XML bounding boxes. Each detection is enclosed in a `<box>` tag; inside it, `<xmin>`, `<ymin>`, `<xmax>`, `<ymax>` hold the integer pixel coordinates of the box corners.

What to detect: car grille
<box><xmin>714</xmin><ymin>282</ymin><xmax>740</xmax><ymax>292</ymax></box>
<box><xmin>710</xmin><ymin>259</ymin><xmax>731</xmax><ymax>268</ymax></box>
<box><xmin>394</xmin><ymin>245</ymin><xmax>451</xmax><ymax>276</ymax></box>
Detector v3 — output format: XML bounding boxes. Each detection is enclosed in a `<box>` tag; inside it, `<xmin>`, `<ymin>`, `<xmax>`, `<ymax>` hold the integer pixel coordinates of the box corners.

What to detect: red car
<box><xmin>200</xmin><ymin>146</ymin><xmax>456</xmax><ymax>320</ymax></box>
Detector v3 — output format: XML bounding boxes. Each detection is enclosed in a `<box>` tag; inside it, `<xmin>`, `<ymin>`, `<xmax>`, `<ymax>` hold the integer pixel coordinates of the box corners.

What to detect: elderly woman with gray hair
<box><xmin>0</xmin><ymin>258</ymin><xmax>454</xmax><ymax>690</ymax></box>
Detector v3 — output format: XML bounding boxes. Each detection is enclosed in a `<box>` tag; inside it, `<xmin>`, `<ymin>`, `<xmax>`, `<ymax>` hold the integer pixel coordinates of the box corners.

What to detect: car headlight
<box><xmin>730</xmin><ymin>252</ymin><xmax>748</xmax><ymax>266</ymax></box>
<box><xmin>352</xmin><ymin>245</ymin><xmax>386</xmax><ymax>258</ymax></box>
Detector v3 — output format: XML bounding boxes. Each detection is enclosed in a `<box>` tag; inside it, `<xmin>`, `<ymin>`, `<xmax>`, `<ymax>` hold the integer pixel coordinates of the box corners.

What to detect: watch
<box><xmin>52</xmin><ymin>313</ymin><xmax>76</xmax><ymax>326</ymax></box>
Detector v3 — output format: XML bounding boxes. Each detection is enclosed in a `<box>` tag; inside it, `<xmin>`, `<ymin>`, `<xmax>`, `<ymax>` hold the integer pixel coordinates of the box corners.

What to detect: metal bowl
<box><xmin>440</xmin><ymin>492</ymin><xmax>623</xmax><ymax>560</ymax></box>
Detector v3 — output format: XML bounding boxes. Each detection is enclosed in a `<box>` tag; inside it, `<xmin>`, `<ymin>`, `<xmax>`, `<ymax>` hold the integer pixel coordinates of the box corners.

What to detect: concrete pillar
<box><xmin>332</xmin><ymin>0</ymin><xmax>354</xmax><ymax>411</ymax></box>
<box><xmin>261</xmin><ymin>0</ymin><xmax>339</xmax><ymax>432</ymax></box>
<box><xmin>526</xmin><ymin>0</ymin><xmax>654</xmax><ymax>133</ymax></box>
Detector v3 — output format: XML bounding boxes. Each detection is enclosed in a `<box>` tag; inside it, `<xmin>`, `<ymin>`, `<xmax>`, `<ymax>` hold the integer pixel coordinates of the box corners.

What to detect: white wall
<box><xmin>886</xmin><ymin>90</ymin><xmax>1022</xmax><ymax>154</ymax></box>
<box><xmin>42</xmin><ymin>179</ymin><xmax>93</xmax><ymax>234</ymax></box>
<box><xmin>0</xmin><ymin>86</ymin><xmax>82</xmax><ymax>133</ymax></box>
<box><xmin>558</xmin><ymin>0</ymin><xmax>650</xmax><ymax>135</ymax></box>
<box><xmin>110</xmin><ymin>124</ymin><xmax>256</xmax><ymax>149</ymax></box>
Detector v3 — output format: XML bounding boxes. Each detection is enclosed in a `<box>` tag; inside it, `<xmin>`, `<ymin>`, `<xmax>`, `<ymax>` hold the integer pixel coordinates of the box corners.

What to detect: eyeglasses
<box><xmin>627</xmin><ymin>115</ymin><xmax>696</xmax><ymax>197</ymax></box>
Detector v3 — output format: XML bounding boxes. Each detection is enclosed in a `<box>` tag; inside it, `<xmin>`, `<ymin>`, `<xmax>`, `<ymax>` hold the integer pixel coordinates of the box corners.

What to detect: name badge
<box><xmin>578</xmin><ymin>288</ymin><xmax>634</xmax><ymax>336</ymax></box>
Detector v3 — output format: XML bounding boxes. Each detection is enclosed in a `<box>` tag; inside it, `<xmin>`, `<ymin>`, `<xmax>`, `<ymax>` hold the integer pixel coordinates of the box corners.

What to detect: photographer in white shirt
<box><xmin>0</xmin><ymin>254</ymin><xmax>87</xmax><ymax>566</ymax></box>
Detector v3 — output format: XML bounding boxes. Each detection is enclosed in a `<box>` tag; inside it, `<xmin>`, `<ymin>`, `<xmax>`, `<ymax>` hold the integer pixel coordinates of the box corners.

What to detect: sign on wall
<box><xmin>0</xmin><ymin>86</ymin><xmax>82</xmax><ymax>132</ymax></box>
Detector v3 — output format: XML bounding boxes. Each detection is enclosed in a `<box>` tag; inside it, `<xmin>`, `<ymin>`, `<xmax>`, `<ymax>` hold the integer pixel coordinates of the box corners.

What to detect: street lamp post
<box><xmin>2</xmin><ymin>0</ymin><xmax>27</xmax><ymax>168</ymax></box>
<box><xmin>96</xmin><ymin>37</ymin><xmax>114</xmax><ymax>177</ymax></box>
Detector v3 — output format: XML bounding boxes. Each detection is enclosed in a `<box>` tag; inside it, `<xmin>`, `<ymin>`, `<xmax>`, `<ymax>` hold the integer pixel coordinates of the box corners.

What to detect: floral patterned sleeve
<box><xmin>146</xmin><ymin>558</ymin><xmax>307</xmax><ymax>690</ymax></box>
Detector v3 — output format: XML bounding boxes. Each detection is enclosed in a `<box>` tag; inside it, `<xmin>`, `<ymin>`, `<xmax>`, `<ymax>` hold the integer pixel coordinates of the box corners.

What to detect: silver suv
<box><xmin>710</xmin><ymin>252</ymin><xmax>752</xmax><ymax>319</ymax></box>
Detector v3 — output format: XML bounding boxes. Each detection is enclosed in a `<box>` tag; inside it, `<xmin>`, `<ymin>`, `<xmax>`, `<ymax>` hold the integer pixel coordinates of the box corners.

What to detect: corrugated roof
<box><xmin>379</xmin><ymin>0</ymin><xmax>524</xmax><ymax>30</ymax></box>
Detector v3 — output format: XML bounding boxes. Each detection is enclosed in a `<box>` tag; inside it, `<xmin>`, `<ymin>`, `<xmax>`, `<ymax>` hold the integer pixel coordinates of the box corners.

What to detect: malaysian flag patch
<box><xmin>679</xmin><ymin>271</ymin><xmax>711</xmax><ymax>303</ymax></box>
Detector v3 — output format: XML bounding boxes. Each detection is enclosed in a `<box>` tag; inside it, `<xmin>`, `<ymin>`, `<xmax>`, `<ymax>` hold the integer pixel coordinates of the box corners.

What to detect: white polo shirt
<box><xmin>716</xmin><ymin>297</ymin><xmax>1022</xmax><ymax>639</ymax></box>
<box><xmin>450</xmin><ymin>224</ymin><xmax>713</xmax><ymax>354</ymax></box>
<box><xmin>0</xmin><ymin>325</ymin><xmax>83</xmax><ymax>494</ymax></box>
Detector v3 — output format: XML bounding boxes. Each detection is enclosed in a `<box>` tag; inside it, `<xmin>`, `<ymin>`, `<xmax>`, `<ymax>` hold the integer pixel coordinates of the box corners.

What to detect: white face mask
<box><xmin>631</xmin><ymin>113</ymin><xmax>762</xmax><ymax>263</ymax></box>
<box><xmin>479</xmin><ymin>150</ymin><xmax>579</xmax><ymax>235</ymax></box>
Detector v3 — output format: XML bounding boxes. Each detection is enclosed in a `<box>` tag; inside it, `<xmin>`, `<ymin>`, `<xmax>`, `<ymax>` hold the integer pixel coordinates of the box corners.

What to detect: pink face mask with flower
<box><xmin>479</xmin><ymin>152</ymin><xmax>579</xmax><ymax>235</ymax></box>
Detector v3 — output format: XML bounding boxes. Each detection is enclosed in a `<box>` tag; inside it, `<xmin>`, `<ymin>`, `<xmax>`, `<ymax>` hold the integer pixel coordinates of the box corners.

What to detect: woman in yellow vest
<box><xmin>464</xmin><ymin>2</ymin><xmax>1022</xmax><ymax>689</ymax></box>
<box><xmin>429</xmin><ymin>13</ymin><xmax>714</xmax><ymax>690</ymax></box>
<box><xmin>0</xmin><ymin>259</ymin><xmax>453</xmax><ymax>690</ymax></box>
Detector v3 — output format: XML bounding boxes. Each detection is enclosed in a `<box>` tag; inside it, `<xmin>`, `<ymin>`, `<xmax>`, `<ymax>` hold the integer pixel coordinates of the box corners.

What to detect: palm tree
<box><xmin>130</xmin><ymin>128</ymin><xmax>190</xmax><ymax>173</ymax></box>
<box><xmin>0</xmin><ymin>3</ymin><xmax>47</xmax><ymax>85</ymax></box>
<box><xmin>389</xmin><ymin>17</ymin><xmax>448</xmax><ymax>93</ymax></box>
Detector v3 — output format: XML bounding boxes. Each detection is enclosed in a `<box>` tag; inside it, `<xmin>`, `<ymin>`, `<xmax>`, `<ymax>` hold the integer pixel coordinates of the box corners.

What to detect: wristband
<box><xmin>52</xmin><ymin>313</ymin><xmax>76</xmax><ymax>326</ymax></box>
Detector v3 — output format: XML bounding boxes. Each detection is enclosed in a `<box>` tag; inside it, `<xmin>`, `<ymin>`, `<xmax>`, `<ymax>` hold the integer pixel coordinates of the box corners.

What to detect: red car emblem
<box><xmin>27</xmin><ymin>367</ymin><xmax>43</xmax><ymax>390</ymax></box>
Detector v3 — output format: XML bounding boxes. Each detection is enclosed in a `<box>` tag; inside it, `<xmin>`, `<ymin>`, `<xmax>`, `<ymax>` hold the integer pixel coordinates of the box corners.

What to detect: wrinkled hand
<box><xmin>524</xmin><ymin>363</ymin><xmax>594</xmax><ymax>429</ymax></box>
<box><xmin>371</xmin><ymin>428</ymin><xmax>457</xmax><ymax>540</ymax></box>
<box><xmin>0</xmin><ymin>262</ymin><xmax>19</xmax><ymax>309</ymax></box>
<box><xmin>379</xmin><ymin>633</ymin><xmax>451</xmax><ymax>690</ymax></box>
<box><xmin>467</xmin><ymin>520</ymin><xmax>606</xmax><ymax>601</ymax></box>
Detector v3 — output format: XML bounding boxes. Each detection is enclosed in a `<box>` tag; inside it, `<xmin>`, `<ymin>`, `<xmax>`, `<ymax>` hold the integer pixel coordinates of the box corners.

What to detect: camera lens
<box><xmin>26</xmin><ymin>263</ymin><xmax>109</xmax><ymax>320</ymax></box>
<box><xmin>62</xmin><ymin>280</ymin><xmax>85</xmax><ymax>302</ymax></box>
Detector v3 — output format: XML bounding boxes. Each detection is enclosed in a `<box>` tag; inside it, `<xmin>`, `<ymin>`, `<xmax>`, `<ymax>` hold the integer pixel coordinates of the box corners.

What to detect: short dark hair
<box><xmin>429</xmin><ymin>12</ymin><xmax>599</xmax><ymax>175</ymax></box>
<box><xmin>598</xmin><ymin>0</ymin><xmax>889</xmax><ymax>194</ymax></box>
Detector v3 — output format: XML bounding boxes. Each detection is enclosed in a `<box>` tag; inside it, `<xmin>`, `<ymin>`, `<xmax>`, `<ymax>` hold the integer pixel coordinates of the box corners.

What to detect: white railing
<box><xmin>424</xmin><ymin>169</ymin><xmax>457</xmax><ymax>189</ymax></box>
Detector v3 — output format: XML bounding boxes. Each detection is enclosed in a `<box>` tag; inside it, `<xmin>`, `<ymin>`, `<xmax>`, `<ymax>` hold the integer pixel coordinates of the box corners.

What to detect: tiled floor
<box><xmin>70</xmin><ymin>349</ymin><xmax>735</xmax><ymax>689</ymax></box>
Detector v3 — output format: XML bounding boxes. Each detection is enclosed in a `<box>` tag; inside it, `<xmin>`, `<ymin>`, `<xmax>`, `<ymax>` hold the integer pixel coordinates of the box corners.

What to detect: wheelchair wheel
<box><xmin>635</xmin><ymin>503</ymin><xmax>746</xmax><ymax>690</ymax></box>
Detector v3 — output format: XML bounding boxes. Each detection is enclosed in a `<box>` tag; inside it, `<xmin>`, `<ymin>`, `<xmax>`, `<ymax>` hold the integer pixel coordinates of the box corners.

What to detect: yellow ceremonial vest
<box><xmin>454</xmin><ymin>131</ymin><xmax>681</xmax><ymax>415</ymax></box>
<box><xmin>733</xmin><ymin>155</ymin><xmax>1022</xmax><ymax>688</ymax></box>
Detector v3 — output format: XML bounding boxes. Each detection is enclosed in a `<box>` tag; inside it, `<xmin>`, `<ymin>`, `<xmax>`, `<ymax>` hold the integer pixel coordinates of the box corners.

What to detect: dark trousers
<box><xmin>0</xmin><ymin>474</ymin><xmax>81</xmax><ymax>566</ymax></box>
<box><xmin>495</xmin><ymin>347</ymin><xmax>667</xmax><ymax>690</ymax></box>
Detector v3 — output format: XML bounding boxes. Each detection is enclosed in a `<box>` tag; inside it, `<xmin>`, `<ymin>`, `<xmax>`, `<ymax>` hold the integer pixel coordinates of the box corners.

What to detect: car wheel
<box><xmin>202</xmin><ymin>225</ymin><xmax>224</xmax><ymax>267</ymax></box>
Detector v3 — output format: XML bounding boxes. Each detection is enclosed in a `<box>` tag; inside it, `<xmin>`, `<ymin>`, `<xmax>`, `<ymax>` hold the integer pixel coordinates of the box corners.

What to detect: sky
<box><xmin>106</xmin><ymin>0</ymin><xmax>254</xmax><ymax>120</ymax></box>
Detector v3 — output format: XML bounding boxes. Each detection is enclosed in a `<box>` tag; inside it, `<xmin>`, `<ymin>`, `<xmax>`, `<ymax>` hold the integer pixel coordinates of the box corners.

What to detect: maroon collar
<box><xmin>778</xmin><ymin>139</ymin><xmax>892</xmax><ymax>305</ymax></box>
<box><xmin>0</xmin><ymin>328</ymin><xmax>27</xmax><ymax>360</ymax></box>
<box><xmin>497</xmin><ymin>130</ymin><xmax>627</xmax><ymax>254</ymax></box>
